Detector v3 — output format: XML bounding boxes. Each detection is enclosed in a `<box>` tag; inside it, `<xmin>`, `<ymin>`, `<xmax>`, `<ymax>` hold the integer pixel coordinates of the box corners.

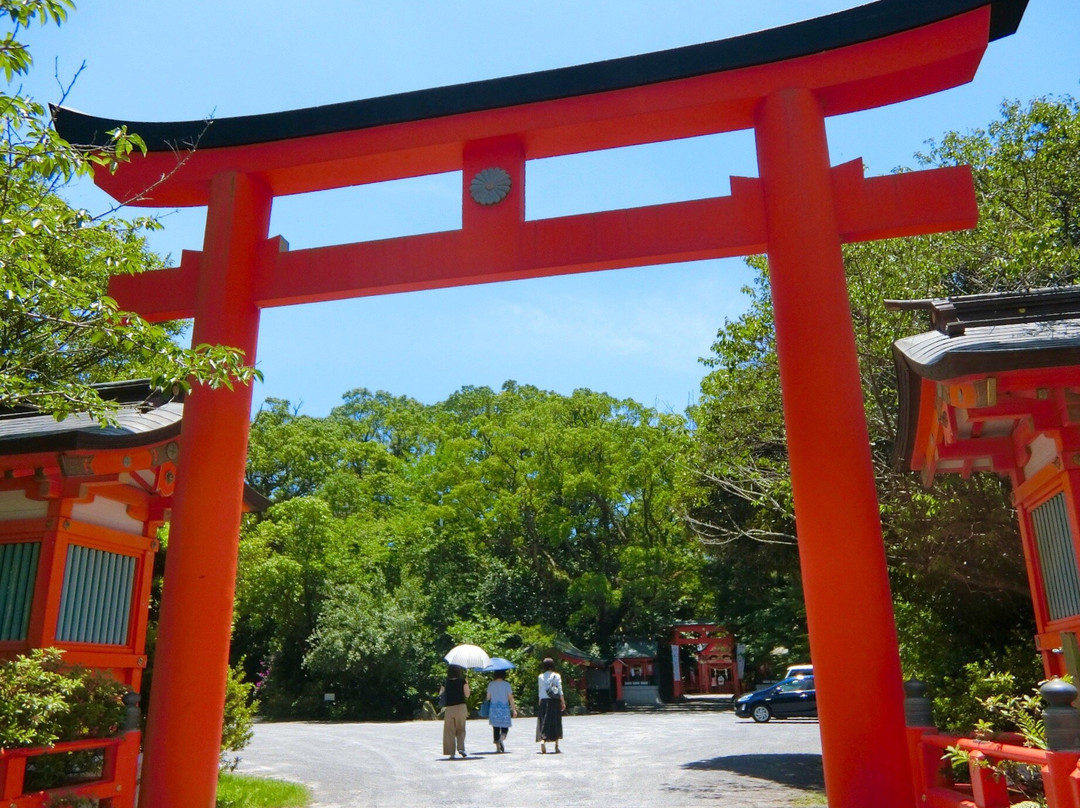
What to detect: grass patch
<box><xmin>217</xmin><ymin>772</ymin><xmax>311</xmax><ymax>808</ymax></box>
<box><xmin>791</xmin><ymin>794</ymin><xmax>828</xmax><ymax>807</ymax></box>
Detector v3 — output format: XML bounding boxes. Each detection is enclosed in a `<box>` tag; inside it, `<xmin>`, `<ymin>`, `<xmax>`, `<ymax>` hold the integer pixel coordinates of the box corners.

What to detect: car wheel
<box><xmin>751</xmin><ymin>704</ymin><xmax>772</xmax><ymax>723</ymax></box>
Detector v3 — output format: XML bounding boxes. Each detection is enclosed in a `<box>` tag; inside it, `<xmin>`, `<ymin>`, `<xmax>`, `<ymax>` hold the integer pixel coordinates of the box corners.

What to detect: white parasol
<box><xmin>443</xmin><ymin>644</ymin><xmax>491</xmax><ymax>670</ymax></box>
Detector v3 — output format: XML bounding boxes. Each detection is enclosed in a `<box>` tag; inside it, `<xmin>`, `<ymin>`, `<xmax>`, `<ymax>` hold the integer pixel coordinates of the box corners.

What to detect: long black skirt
<box><xmin>536</xmin><ymin>697</ymin><xmax>563</xmax><ymax>741</ymax></box>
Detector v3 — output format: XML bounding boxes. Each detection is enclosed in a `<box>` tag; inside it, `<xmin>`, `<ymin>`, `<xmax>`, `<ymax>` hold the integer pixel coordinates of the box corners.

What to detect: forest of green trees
<box><xmin>2</xmin><ymin>0</ymin><xmax>1078</xmax><ymax>734</ymax></box>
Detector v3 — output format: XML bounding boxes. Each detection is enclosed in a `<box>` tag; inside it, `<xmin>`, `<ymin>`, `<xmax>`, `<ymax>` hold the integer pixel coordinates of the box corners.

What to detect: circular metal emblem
<box><xmin>469</xmin><ymin>167</ymin><xmax>512</xmax><ymax>205</ymax></box>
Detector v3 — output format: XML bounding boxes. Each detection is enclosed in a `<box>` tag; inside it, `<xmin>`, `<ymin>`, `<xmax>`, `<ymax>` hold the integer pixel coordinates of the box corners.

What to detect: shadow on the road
<box><xmin>682</xmin><ymin>753</ymin><xmax>825</xmax><ymax>790</ymax></box>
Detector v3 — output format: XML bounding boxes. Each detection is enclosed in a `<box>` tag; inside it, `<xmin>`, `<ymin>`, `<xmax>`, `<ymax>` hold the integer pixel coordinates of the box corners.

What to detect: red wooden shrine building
<box><xmin>50</xmin><ymin>1</ymin><xmax>1029</xmax><ymax>805</ymax></box>
<box><xmin>892</xmin><ymin>286</ymin><xmax>1080</xmax><ymax>805</ymax></box>
<box><xmin>893</xmin><ymin>287</ymin><xmax>1080</xmax><ymax>680</ymax></box>
<box><xmin>0</xmin><ymin>381</ymin><xmax>266</xmax><ymax>806</ymax></box>
<box><xmin>555</xmin><ymin>639</ymin><xmax>670</xmax><ymax>708</ymax></box>
<box><xmin>557</xmin><ymin>623</ymin><xmax>740</xmax><ymax>708</ymax></box>
<box><xmin>0</xmin><ymin>381</ymin><xmax>172</xmax><ymax>691</ymax></box>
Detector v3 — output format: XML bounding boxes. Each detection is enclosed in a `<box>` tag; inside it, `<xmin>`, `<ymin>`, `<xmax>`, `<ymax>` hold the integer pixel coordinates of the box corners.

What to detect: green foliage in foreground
<box><xmin>217</xmin><ymin>773</ymin><xmax>311</xmax><ymax>808</ymax></box>
<box><xmin>0</xmin><ymin>648</ymin><xmax>126</xmax><ymax>749</ymax></box>
<box><xmin>944</xmin><ymin>679</ymin><xmax>1064</xmax><ymax>805</ymax></box>
<box><xmin>0</xmin><ymin>0</ymin><xmax>260</xmax><ymax>424</ymax></box>
<box><xmin>220</xmin><ymin>661</ymin><xmax>259</xmax><ymax>770</ymax></box>
<box><xmin>0</xmin><ymin>649</ymin><xmax>130</xmax><ymax>791</ymax></box>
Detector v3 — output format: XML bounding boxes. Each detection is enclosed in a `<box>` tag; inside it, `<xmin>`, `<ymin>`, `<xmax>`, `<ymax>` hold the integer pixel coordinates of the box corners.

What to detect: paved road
<box><xmin>234</xmin><ymin>710</ymin><xmax>824</xmax><ymax>808</ymax></box>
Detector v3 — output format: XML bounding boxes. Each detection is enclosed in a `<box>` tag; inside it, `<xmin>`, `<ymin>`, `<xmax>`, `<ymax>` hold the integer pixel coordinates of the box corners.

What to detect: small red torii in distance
<box><xmin>53</xmin><ymin>2</ymin><xmax>1027</xmax><ymax>806</ymax></box>
<box><xmin>670</xmin><ymin>623</ymin><xmax>741</xmax><ymax>698</ymax></box>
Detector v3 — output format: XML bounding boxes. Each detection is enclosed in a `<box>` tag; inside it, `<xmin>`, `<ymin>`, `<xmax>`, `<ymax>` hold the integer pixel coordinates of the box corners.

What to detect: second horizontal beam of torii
<box><xmin>111</xmin><ymin>161</ymin><xmax>975</xmax><ymax>321</ymax></box>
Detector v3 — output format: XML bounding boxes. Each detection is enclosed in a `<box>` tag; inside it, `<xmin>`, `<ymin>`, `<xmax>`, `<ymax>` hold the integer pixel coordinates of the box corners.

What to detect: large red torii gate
<box><xmin>54</xmin><ymin>1</ymin><xmax>1027</xmax><ymax>805</ymax></box>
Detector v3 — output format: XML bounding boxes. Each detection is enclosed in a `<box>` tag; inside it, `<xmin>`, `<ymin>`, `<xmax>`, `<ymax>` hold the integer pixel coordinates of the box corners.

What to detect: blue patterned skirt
<box><xmin>488</xmin><ymin>699</ymin><xmax>512</xmax><ymax>728</ymax></box>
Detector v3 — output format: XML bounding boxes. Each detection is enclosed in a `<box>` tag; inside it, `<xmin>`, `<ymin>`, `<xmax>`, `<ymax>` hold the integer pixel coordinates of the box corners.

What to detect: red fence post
<box><xmin>110</xmin><ymin>730</ymin><xmax>141</xmax><ymax>808</ymax></box>
<box><xmin>1043</xmin><ymin>751</ymin><xmax>1080</xmax><ymax>808</ymax></box>
<box><xmin>1044</xmin><ymin>678</ymin><xmax>1080</xmax><ymax>808</ymax></box>
<box><xmin>1</xmin><ymin>754</ymin><xmax>26</xmax><ymax>800</ymax></box>
<box><xmin>968</xmin><ymin>752</ymin><xmax>1010</xmax><ymax>807</ymax></box>
<box><xmin>904</xmin><ymin>678</ymin><xmax>952</xmax><ymax>801</ymax></box>
<box><xmin>906</xmin><ymin>727</ymin><xmax>939</xmax><ymax>800</ymax></box>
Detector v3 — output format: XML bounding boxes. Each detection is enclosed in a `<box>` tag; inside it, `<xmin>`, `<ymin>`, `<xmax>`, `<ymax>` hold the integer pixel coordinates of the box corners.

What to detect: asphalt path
<box><xmin>234</xmin><ymin>710</ymin><xmax>824</xmax><ymax>808</ymax></box>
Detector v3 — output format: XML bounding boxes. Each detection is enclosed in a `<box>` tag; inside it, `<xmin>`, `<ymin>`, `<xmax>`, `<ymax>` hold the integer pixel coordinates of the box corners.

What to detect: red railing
<box><xmin>0</xmin><ymin>730</ymin><xmax>140</xmax><ymax>808</ymax></box>
<box><xmin>908</xmin><ymin>728</ymin><xmax>1080</xmax><ymax>807</ymax></box>
<box><xmin>905</xmin><ymin>678</ymin><xmax>1080</xmax><ymax>808</ymax></box>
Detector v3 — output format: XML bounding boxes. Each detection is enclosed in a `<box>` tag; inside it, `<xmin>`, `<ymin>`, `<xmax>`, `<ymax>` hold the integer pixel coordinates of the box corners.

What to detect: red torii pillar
<box><xmin>757</xmin><ymin>88</ymin><xmax>909</xmax><ymax>805</ymax></box>
<box><xmin>52</xmin><ymin>3</ymin><xmax>1026</xmax><ymax>805</ymax></box>
<box><xmin>137</xmin><ymin>173</ymin><xmax>271</xmax><ymax>799</ymax></box>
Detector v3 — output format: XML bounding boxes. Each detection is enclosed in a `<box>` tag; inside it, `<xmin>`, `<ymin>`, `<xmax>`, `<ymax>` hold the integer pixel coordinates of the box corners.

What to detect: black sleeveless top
<box><xmin>443</xmin><ymin>678</ymin><xmax>466</xmax><ymax>706</ymax></box>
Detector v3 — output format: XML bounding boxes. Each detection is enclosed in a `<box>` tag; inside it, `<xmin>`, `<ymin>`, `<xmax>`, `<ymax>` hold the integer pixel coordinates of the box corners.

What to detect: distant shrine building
<box><xmin>559</xmin><ymin>623</ymin><xmax>742</xmax><ymax>709</ymax></box>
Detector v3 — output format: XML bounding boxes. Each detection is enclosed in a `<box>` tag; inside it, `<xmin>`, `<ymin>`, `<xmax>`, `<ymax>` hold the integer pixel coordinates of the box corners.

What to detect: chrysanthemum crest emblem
<box><xmin>469</xmin><ymin>167</ymin><xmax>512</xmax><ymax>205</ymax></box>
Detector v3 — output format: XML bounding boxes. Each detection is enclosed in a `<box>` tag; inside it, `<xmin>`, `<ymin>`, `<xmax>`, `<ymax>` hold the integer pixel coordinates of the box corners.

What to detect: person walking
<box><xmin>439</xmin><ymin>664</ymin><xmax>470</xmax><ymax>759</ymax></box>
<box><xmin>536</xmin><ymin>657</ymin><xmax>565</xmax><ymax>754</ymax></box>
<box><xmin>486</xmin><ymin>669</ymin><xmax>518</xmax><ymax>753</ymax></box>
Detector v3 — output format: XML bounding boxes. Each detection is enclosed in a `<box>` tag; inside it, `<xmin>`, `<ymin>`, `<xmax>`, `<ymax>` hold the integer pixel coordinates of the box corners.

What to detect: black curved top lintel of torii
<box><xmin>51</xmin><ymin>0</ymin><xmax>1027</xmax><ymax>153</ymax></box>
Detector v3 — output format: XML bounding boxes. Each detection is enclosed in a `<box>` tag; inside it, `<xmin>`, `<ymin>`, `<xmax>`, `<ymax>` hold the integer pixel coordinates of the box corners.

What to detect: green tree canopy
<box><xmin>236</xmin><ymin>383</ymin><xmax>706</xmax><ymax>719</ymax></box>
<box><xmin>0</xmin><ymin>0</ymin><xmax>258</xmax><ymax>423</ymax></box>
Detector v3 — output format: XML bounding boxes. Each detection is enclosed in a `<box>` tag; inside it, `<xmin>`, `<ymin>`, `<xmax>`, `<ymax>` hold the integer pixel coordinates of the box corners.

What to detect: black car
<box><xmin>734</xmin><ymin>675</ymin><xmax>817</xmax><ymax>723</ymax></box>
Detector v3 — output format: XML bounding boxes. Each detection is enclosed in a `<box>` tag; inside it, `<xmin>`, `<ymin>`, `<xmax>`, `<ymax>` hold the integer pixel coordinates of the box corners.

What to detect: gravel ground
<box><xmin>234</xmin><ymin>709</ymin><xmax>825</xmax><ymax>808</ymax></box>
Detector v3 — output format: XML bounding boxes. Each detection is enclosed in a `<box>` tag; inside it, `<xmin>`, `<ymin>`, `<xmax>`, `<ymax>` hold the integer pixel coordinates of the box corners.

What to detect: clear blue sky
<box><xmin>22</xmin><ymin>1</ymin><xmax>1080</xmax><ymax>416</ymax></box>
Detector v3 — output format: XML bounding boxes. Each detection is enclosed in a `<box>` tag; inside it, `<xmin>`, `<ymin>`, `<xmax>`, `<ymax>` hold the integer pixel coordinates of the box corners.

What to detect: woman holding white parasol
<box><xmin>438</xmin><ymin>645</ymin><xmax>490</xmax><ymax>759</ymax></box>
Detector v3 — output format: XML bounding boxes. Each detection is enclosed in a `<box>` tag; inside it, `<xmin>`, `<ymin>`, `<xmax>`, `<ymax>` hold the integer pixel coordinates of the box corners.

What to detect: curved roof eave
<box><xmin>51</xmin><ymin>0</ymin><xmax>1026</xmax><ymax>153</ymax></box>
<box><xmin>893</xmin><ymin>321</ymin><xmax>1080</xmax><ymax>383</ymax></box>
<box><xmin>0</xmin><ymin>401</ymin><xmax>184</xmax><ymax>457</ymax></box>
<box><xmin>892</xmin><ymin>319</ymin><xmax>1080</xmax><ymax>468</ymax></box>
<box><xmin>0</xmin><ymin>382</ymin><xmax>271</xmax><ymax>512</ymax></box>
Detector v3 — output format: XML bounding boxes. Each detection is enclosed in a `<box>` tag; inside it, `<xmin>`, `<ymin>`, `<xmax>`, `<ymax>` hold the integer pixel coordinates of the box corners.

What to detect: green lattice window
<box><xmin>0</xmin><ymin>541</ymin><xmax>40</xmax><ymax>642</ymax></box>
<box><xmin>1032</xmin><ymin>493</ymin><xmax>1080</xmax><ymax>622</ymax></box>
<box><xmin>56</xmin><ymin>545</ymin><xmax>136</xmax><ymax>646</ymax></box>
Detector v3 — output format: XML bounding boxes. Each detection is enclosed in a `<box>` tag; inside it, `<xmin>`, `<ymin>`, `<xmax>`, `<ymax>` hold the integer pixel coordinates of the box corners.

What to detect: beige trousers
<box><xmin>442</xmin><ymin>703</ymin><xmax>468</xmax><ymax>755</ymax></box>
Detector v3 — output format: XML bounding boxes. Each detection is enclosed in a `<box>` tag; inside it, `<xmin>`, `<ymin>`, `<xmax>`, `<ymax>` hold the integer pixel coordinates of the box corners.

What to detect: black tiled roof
<box><xmin>893</xmin><ymin>319</ymin><xmax>1080</xmax><ymax>383</ymax></box>
<box><xmin>614</xmin><ymin>640</ymin><xmax>658</xmax><ymax>660</ymax></box>
<box><xmin>556</xmin><ymin>640</ymin><xmax>607</xmax><ymax>666</ymax></box>
<box><xmin>0</xmin><ymin>380</ymin><xmax>272</xmax><ymax>512</ymax></box>
<box><xmin>885</xmin><ymin>285</ymin><xmax>1080</xmax><ymax>336</ymax></box>
<box><xmin>0</xmin><ymin>381</ymin><xmax>183</xmax><ymax>455</ymax></box>
<box><xmin>891</xmin><ymin>286</ymin><xmax>1080</xmax><ymax>467</ymax></box>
